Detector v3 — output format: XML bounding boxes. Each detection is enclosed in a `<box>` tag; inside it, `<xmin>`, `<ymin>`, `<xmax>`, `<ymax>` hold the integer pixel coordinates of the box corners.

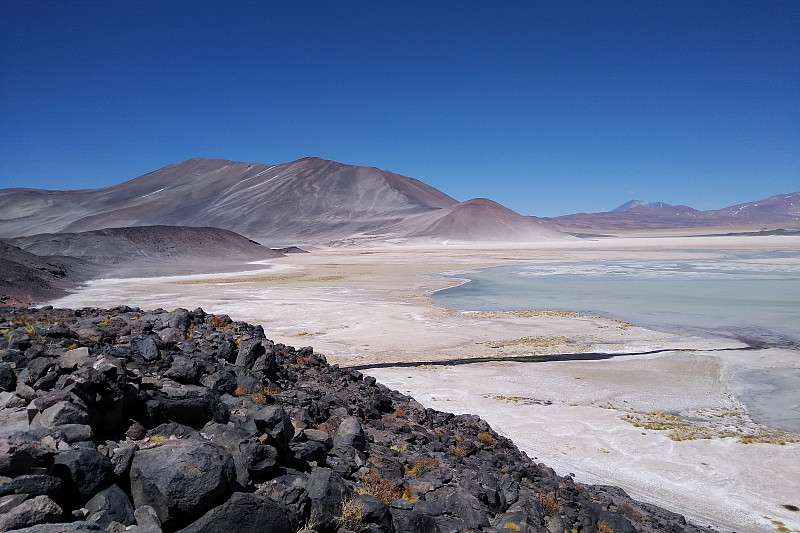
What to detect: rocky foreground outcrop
<box><xmin>0</xmin><ymin>306</ymin><xmax>714</xmax><ymax>533</ymax></box>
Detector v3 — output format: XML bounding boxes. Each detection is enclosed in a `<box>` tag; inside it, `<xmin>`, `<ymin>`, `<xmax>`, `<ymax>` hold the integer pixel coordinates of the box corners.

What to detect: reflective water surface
<box><xmin>435</xmin><ymin>253</ymin><xmax>800</xmax><ymax>347</ymax></box>
<box><xmin>434</xmin><ymin>251</ymin><xmax>800</xmax><ymax>432</ymax></box>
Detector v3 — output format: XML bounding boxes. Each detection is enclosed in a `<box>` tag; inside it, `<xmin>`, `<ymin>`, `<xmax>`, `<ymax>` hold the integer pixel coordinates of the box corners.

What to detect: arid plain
<box><xmin>49</xmin><ymin>234</ymin><xmax>800</xmax><ymax>533</ymax></box>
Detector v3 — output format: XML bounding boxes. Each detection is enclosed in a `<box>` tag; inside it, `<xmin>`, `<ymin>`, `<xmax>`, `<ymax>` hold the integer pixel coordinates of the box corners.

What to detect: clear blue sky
<box><xmin>1</xmin><ymin>1</ymin><xmax>797</xmax><ymax>217</ymax></box>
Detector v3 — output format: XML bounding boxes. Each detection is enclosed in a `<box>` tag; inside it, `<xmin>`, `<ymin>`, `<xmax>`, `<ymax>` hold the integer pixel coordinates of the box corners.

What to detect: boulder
<box><xmin>0</xmin><ymin>494</ymin><xmax>28</xmax><ymax>515</ymax></box>
<box><xmin>0</xmin><ymin>474</ymin><xmax>61</xmax><ymax>497</ymax></box>
<box><xmin>0</xmin><ymin>439</ymin><xmax>52</xmax><ymax>475</ymax></box>
<box><xmin>131</xmin><ymin>335</ymin><xmax>162</xmax><ymax>362</ymax></box>
<box><xmin>427</xmin><ymin>485</ymin><xmax>489</xmax><ymax>530</ymax></box>
<box><xmin>0</xmin><ymin>495</ymin><xmax>62</xmax><ymax>532</ymax></box>
<box><xmin>110</xmin><ymin>443</ymin><xmax>138</xmax><ymax>477</ymax></box>
<box><xmin>234</xmin><ymin>340</ymin><xmax>265</xmax><ymax>369</ymax></box>
<box><xmin>150</xmin><ymin>384</ymin><xmax>225</xmax><ymax>428</ymax></box>
<box><xmin>250</xmin><ymin>404</ymin><xmax>294</xmax><ymax>454</ymax></box>
<box><xmin>132</xmin><ymin>504</ymin><xmax>162</xmax><ymax>533</ymax></box>
<box><xmin>0</xmin><ymin>362</ymin><xmax>16</xmax><ymax>391</ymax></box>
<box><xmin>51</xmin><ymin>446</ymin><xmax>113</xmax><ymax>498</ymax></box>
<box><xmin>158</xmin><ymin>328</ymin><xmax>185</xmax><ymax>346</ymax></box>
<box><xmin>389</xmin><ymin>506</ymin><xmax>438</xmax><ymax>533</ymax></box>
<box><xmin>39</xmin><ymin>402</ymin><xmax>89</xmax><ymax>428</ymax></box>
<box><xmin>198</xmin><ymin>423</ymin><xmax>278</xmax><ymax>486</ymax></box>
<box><xmin>129</xmin><ymin>439</ymin><xmax>235</xmax><ymax>529</ymax></box>
<box><xmin>333</xmin><ymin>416</ymin><xmax>367</xmax><ymax>452</ymax></box>
<box><xmin>176</xmin><ymin>492</ymin><xmax>294</xmax><ymax>533</ymax></box>
<box><xmin>57</xmin><ymin>348</ymin><xmax>90</xmax><ymax>372</ymax></box>
<box><xmin>356</xmin><ymin>494</ymin><xmax>393</xmax><ymax>531</ymax></box>
<box><xmin>85</xmin><ymin>484</ymin><xmax>136</xmax><ymax>528</ymax></box>
<box><xmin>199</xmin><ymin>370</ymin><xmax>236</xmax><ymax>395</ymax></box>
<box><xmin>163</xmin><ymin>357</ymin><xmax>202</xmax><ymax>384</ymax></box>
<box><xmin>306</xmin><ymin>468</ymin><xmax>348</xmax><ymax>532</ymax></box>
<box><xmin>27</xmin><ymin>358</ymin><xmax>56</xmax><ymax>382</ymax></box>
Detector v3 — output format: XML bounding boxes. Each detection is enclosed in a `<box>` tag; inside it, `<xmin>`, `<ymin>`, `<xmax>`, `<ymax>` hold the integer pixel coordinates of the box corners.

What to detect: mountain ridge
<box><xmin>542</xmin><ymin>191</ymin><xmax>800</xmax><ymax>233</ymax></box>
<box><xmin>1</xmin><ymin>157</ymin><xmax>798</xmax><ymax>242</ymax></box>
<box><xmin>0</xmin><ymin>157</ymin><xmax>569</xmax><ymax>245</ymax></box>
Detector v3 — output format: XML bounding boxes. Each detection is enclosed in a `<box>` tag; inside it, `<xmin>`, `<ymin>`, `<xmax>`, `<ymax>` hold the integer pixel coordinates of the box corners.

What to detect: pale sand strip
<box><xmin>48</xmin><ymin>235</ymin><xmax>800</xmax><ymax>533</ymax></box>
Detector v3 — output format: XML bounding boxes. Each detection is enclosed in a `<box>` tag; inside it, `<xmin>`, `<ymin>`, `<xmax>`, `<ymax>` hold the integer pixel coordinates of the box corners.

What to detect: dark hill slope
<box><xmin>0</xmin><ymin>242</ymin><xmax>96</xmax><ymax>305</ymax></box>
<box><xmin>0</xmin><ymin>158</ymin><xmax>458</xmax><ymax>245</ymax></box>
<box><xmin>6</xmin><ymin>225</ymin><xmax>281</xmax><ymax>265</ymax></box>
<box><xmin>0</xmin><ymin>226</ymin><xmax>282</xmax><ymax>304</ymax></box>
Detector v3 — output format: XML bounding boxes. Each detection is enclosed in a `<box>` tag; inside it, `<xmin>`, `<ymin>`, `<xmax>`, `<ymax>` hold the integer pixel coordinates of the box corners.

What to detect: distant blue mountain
<box><xmin>612</xmin><ymin>200</ymin><xmax>672</xmax><ymax>212</ymax></box>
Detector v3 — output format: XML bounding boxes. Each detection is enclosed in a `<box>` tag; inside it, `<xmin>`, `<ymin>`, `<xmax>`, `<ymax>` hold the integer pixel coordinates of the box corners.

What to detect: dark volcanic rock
<box><xmin>0</xmin><ymin>362</ymin><xmax>16</xmax><ymax>391</ymax></box>
<box><xmin>51</xmin><ymin>447</ymin><xmax>113</xmax><ymax>499</ymax></box>
<box><xmin>0</xmin><ymin>306</ymin><xmax>718</xmax><ymax>533</ymax></box>
<box><xmin>129</xmin><ymin>439</ymin><xmax>235</xmax><ymax>529</ymax></box>
<box><xmin>249</xmin><ymin>404</ymin><xmax>294</xmax><ymax>455</ymax></box>
<box><xmin>0</xmin><ymin>494</ymin><xmax>63</xmax><ymax>532</ymax></box>
<box><xmin>333</xmin><ymin>416</ymin><xmax>368</xmax><ymax>452</ymax></box>
<box><xmin>150</xmin><ymin>383</ymin><xmax>225</xmax><ymax>428</ymax></box>
<box><xmin>84</xmin><ymin>484</ymin><xmax>136</xmax><ymax>528</ymax></box>
<box><xmin>176</xmin><ymin>492</ymin><xmax>294</xmax><ymax>533</ymax></box>
<box><xmin>306</xmin><ymin>468</ymin><xmax>349</xmax><ymax>531</ymax></box>
<box><xmin>163</xmin><ymin>356</ymin><xmax>203</xmax><ymax>384</ymax></box>
<box><xmin>0</xmin><ymin>474</ymin><xmax>61</xmax><ymax>498</ymax></box>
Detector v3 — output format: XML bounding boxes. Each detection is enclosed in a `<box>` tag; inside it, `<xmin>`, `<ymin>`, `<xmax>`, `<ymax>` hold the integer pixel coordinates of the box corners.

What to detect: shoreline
<box><xmin>45</xmin><ymin>235</ymin><xmax>800</xmax><ymax>533</ymax></box>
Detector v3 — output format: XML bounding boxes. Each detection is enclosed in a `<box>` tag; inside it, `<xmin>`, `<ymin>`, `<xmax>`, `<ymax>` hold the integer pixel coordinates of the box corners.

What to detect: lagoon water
<box><xmin>435</xmin><ymin>253</ymin><xmax>800</xmax><ymax>347</ymax></box>
<box><xmin>434</xmin><ymin>252</ymin><xmax>800</xmax><ymax>432</ymax></box>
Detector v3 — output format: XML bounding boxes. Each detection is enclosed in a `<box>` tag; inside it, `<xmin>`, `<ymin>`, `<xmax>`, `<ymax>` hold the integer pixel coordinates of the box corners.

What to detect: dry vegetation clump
<box><xmin>317</xmin><ymin>422</ymin><xmax>335</xmax><ymax>434</ymax></box>
<box><xmin>540</xmin><ymin>493</ymin><xmax>558</xmax><ymax>516</ymax></box>
<box><xmin>404</xmin><ymin>456</ymin><xmax>439</xmax><ymax>477</ymax></box>
<box><xmin>251</xmin><ymin>392</ymin><xmax>267</xmax><ymax>405</ymax></box>
<box><xmin>453</xmin><ymin>445</ymin><xmax>468</xmax><ymax>458</ymax></box>
<box><xmin>622</xmin><ymin>411</ymin><xmax>707</xmax><ymax>441</ymax></box>
<box><xmin>477</xmin><ymin>335</ymin><xmax>573</xmax><ymax>350</ymax></box>
<box><xmin>295</xmin><ymin>508</ymin><xmax>320</xmax><ymax>533</ymax></box>
<box><xmin>233</xmin><ymin>384</ymin><xmax>250</xmax><ymax>397</ymax></box>
<box><xmin>478</xmin><ymin>431</ymin><xmax>496</xmax><ymax>446</ymax></box>
<box><xmin>622</xmin><ymin>409</ymin><xmax>800</xmax><ymax>444</ymax></box>
<box><xmin>486</xmin><ymin>394</ymin><xmax>525</xmax><ymax>403</ymax></box>
<box><xmin>359</xmin><ymin>468</ymin><xmax>405</xmax><ymax>505</ymax></box>
<box><xmin>308</xmin><ymin>275</ymin><xmax>346</xmax><ymax>282</ymax></box>
<box><xmin>209</xmin><ymin>315</ymin><xmax>230</xmax><ymax>328</ymax></box>
<box><xmin>12</xmin><ymin>311</ymin><xmax>35</xmax><ymax>325</ymax></box>
<box><xmin>336</xmin><ymin>495</ymin><xmax>365</xmax><ymax>532</ymax></box>
<box><xmin>598</xmin><ymin>520</ymin><xmax>615</xmax><ymax>533</ymax></box>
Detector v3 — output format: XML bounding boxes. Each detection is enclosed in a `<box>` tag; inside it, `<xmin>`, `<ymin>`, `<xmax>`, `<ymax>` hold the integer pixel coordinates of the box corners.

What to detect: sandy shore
<box><xmin>48</xmin><ymin>235</ymin><xmax>800</xmax><ymax>533</ymax></box>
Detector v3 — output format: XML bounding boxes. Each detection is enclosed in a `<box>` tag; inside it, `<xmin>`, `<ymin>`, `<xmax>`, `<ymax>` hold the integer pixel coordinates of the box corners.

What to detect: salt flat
<box><xmin>49</xmin><ymin>235</ymin><xmax>800</xmax><ymax>533</ymax></box>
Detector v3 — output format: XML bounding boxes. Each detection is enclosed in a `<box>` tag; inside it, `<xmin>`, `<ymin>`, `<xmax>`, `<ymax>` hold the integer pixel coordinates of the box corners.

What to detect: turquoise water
<box><xmin>434</xmin><ymin>254</ymin><xmax>800</xmax><ymax>348</ymax></box>
<box><xmin>434</xmin><ymin>252</ymin><xmax>800</xmax><ymax>431</ymax></box>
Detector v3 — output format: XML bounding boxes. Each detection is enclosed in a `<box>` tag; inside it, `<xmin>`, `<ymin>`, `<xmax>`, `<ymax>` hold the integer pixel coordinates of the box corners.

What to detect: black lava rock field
<box><xmin>0</xmin><ymin>306</ymin><xmax>715</xmax><ymax>533</ymax></box>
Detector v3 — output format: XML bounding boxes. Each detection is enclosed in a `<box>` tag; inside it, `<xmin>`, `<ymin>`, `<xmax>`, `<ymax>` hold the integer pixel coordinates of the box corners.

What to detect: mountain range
<box><xmin>0</xmin><ymin>157</ymin><xmax>565</xmax><ymax>246</ymax></box>
<box><xmin>541</xmin><ymin>192</ymin><xmax>800</xmax><ymax>233</ymax></box>
<box><xmin>1</xmin><ymin>157</ymin><xmax>798</xmax><ymax>247</ymax></box>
